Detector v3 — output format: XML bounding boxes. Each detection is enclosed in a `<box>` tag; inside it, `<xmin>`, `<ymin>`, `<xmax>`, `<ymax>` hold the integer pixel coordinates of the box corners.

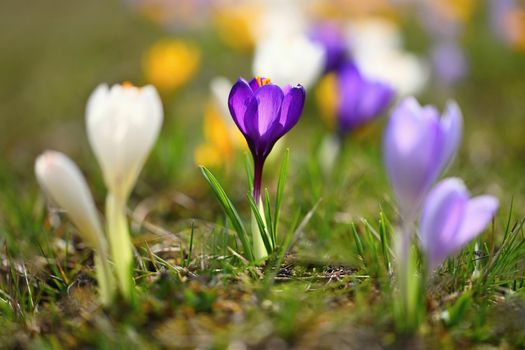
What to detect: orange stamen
<box><xmin>255</xmin><ymin>76</ymin><xmax>271</xmax><ymax>87</ymax></box>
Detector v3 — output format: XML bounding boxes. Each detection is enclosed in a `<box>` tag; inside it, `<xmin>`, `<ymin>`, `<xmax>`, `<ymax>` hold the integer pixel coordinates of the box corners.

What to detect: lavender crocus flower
<box><xmin>228</xmin><ymin>76</ymin><xmax>305</xmax><ymax>202</ymax></box>
<box><xmin>420</xmin><ymin>178</ymin><xmax>499</xmax><ymax>271</ymax></box>
<box><xmin>335</xmin><ymin>63</ymin><xmax>394</xmax><ymax>136</ymax></box>
<box><xmin>383</xmin><ymin>97</ymin><xmax>463</xmax><ymax>221</ymax></box>
<box><xmin>310</xmin><ymin>22</ymin><xmax>348</xmax><ymax>72</ymax></box>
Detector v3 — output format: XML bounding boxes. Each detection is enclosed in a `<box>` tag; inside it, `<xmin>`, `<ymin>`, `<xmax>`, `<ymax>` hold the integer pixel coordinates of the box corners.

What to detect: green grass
<box><xmin>2</xmin><ymin>1</ymin><xmax>525</xmax><ymax>349</ymax></box>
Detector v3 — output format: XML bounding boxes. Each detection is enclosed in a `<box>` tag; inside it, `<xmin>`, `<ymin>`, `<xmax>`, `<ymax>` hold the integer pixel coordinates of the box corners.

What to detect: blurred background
<box><xmin>1</xmin><ymin>0</ymin><xmax>525</xmax><ymax>255</ymax></box>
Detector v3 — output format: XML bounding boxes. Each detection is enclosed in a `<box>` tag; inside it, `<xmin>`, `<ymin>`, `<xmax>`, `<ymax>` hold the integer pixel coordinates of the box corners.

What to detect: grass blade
<box><xmin>273</xmin><ymin>149</ymin><xmax>289</xmax><ymax>235</ymax></box>
<box><xmin>200</xmin><ymin>166</ymin><xmax>254</xmax><ymax>261</ymax></box>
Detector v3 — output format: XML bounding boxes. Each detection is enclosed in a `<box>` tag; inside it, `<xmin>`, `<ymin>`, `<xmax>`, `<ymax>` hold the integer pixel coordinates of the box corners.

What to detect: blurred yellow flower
<box><xmin>194</xmin><ymin>100</ymin><xmax>246</xmax><ymax>168</ymax></box>
<box><xmin>143</xmin><ymin>39</ymin><xmax>200</xmax><ymax>94</ymax></box>
<box><xmin>316</xmin><ymin>73</ymin><xmax>339</xmax><ymax>131</ymax></box>
<box><xmin>213</xmin><ymin>5</ymin><xmax>259</xmax><ymax>51</ymax></box>
<box><xmin>430</xmin><ymin>0</ymin><xmax>476</xmax><ymax>23</ymax></box>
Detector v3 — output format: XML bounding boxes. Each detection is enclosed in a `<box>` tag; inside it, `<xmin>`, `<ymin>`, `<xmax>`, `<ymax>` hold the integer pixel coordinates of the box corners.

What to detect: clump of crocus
<box><xmin>86</xmin><ymin>82</ymin><xmax>163</xmax><ymax>299</ymax></box>
<box><xmin>382</xmin><ymin>97</ymin><xmax>463</xmax><ymax>331</ymax></box>
<box><xmin>420</xmin><ymin>178</ymin><xmax>499</xmax><ymax>271</ymax></box>
<box><xmin>35</xmin><ymin>151</ymin><xmax>115</xmax><ymax>305</ymax></box>
<box><xmin>36</xmin><ymin>83</ymin><xmax>163</xmax><ymax>303</ymax></box>
<box><xmin>228</xmin><ymin>76</ymin><xmax>305</xmax><ymax>259</ymax></box>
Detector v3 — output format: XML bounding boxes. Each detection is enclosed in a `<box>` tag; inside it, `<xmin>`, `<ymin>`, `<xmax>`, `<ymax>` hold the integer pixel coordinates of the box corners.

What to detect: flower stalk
<box><xmin>106</xmin><ymin>193</ymin><xmax>134</xmax><ymax>299</ymax></box>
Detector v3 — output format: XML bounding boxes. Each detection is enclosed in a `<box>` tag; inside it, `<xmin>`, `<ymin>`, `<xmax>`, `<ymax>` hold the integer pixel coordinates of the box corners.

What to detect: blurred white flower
<box><xmin>35</xmin><ymin>150</ymin><xmax>114</xmax><ymax>304</ymax></box>
<box><xmin>253</xmin><ymin>35</ymin><xmax>326</xmax><ymax>89</ymax></box>
<box><xmin>347</xmin><ymin>19</ymin><xmax>429</xmax><ymax>96</ymax></box>
<box><xmin>210</xmin><ymin>76</ymin><xmax>233</xmax><ymax>119</ymax></box>
<box><xmin>35</xmin><ymin>151</ymin><xmax>105</xmax><ymax>249</ymax></box>
<box><xmin>86</xmin><ymin>83</ymin><xmax>163</xmax><ymax>200</ymax></box>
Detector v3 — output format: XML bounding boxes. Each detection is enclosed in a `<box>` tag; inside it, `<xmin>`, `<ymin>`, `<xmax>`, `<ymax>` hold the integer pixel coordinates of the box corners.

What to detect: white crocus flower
<box><xmin>35</xmin><ymin>151</ymin><xmax>114</xmax><ymax>304</ymax></box>
<box><xmin>347</xmin><ymin>19</ymin><xmax>429</xmax><ymax>96</ymax></box>
<box><xmin>253</xmin><ymin>34</ymin><xmax>326</xmax><ymax>90</ymax></box>
<box><xmin>86</xmin><ymin>83</ymin><xmax>163</xmax><ymax>200</ymax></box>
<box><xmin>86</xmin><ymin>82</ymin><xmax>163</xmax><ymax>299</ymax></box>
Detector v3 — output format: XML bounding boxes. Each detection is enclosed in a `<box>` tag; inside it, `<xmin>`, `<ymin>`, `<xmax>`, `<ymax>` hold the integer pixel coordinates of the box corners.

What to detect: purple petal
<box><xmin>278</xmin><ymin>85</ymin><xmax>305</xmax><ymax>135</ymax></box>
<box><xmin>228</xmin><ymin>78</ymin><xmax>254</xmax><ymax>134</ymax></box>
<box><xmin>253</xmin><ymin>84</ymin><xmax>284</xmax><ymax>136</ymax></box>
<box><xmin>383</xmin><ymin>98</ymin><xmax>444</xmax><ymax>218</ymax></box>
<box><xmin>419</xmin><ymin>178</ymin><xmax>469</xmax><ymax>269</ymax></box>
<box><xmin>455</xmin><ymin>195</ymin><xmax>498</xmax><ymax>248</ymax></box>
<box><xmin>439</xmin><ymin>100</ymin><xmax>463</xmax><ymax>170</ymax></box>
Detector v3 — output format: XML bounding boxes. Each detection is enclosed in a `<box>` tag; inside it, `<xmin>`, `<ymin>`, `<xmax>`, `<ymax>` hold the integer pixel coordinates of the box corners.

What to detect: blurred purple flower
<box><xmin>310</xmin><ymin>22</ymin><xmax>347</xmax><ymax>72</ymax></box>
<box><xmin>420</xmin><ymin>178</ymin><xmax>499</xmax><ymax>271</ymax></box>
<box><xmin>336</xmin><ymin>63</ymin><xmax>394</xmax><ymax>135</ymax></box>
<box><xmin>431</xmin><ymin>40</ymin><xmax>468</xmax><ymax>86</ymax></box>
<box><xmin>228</xmin><ymin>76</ymin><xmax>305</xmax><ymax>201</ymax></box>
<box><xmin>383</xmin><ymin>97</ymin><xmax>463</xmax><ymax>220</ymax></box>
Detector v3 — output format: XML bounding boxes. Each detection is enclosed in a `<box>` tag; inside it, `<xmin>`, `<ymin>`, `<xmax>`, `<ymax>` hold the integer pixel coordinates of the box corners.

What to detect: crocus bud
<box><xmin>420</xmin><ymin>178</ymin><xmax>499</xmax><ymax>271</ymax></box>
<box><xmin>35</xmin><ymin>151</ymin><xmax>104</xmax><ymax>249</ymax></box>
<box><xmin>317</xmin><ymin>62</ymin><xmax>393</xmax><ymax>137</ymax></box>
<box><xmin>228</xmin><ymin>76</ymin><xmax>305</xmax><ymax>201</ymax></box>
<box><xmin>383</xmin><ymin>97</ymin><xmax>463</xmax><ymax>220</ymax></box>
<box><xmin>86</xmin><ymin>83</ymin><xmax>163</xmax><ymax>200</ymax></box>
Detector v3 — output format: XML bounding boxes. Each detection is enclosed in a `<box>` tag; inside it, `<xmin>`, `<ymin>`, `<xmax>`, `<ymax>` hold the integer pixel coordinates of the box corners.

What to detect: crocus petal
<box><xmin>278</xmin><ymin>85</ymin><xmax>305</xmax><ymax>134</ymax></box>
<box><xmin>455</xmin><ymin>195</ymin><xmax>499</xmax><ymax>248</ymax></box>
<box><xmin>439</xmin><ymin>100</ymin><xmax>463</xmax><ymax>170</ymax></box>
<box><xmin>35</xmin><ymin>151</ymin><xmax>104</xmax><ymax>250</ymax></box>
<box><xmin>228</xmin><ymin>78</ymin><xmax>253</xmax><ymax>134</ymax></box>
<box><xmin>252</xmin><ymin>84</ymin><xmax>284</xmax><ymax>135</ymax></box>
<box><xmin>419</xmin><ymin>178</ymin><xmax>469</xmax><ymax>268</ymax></box>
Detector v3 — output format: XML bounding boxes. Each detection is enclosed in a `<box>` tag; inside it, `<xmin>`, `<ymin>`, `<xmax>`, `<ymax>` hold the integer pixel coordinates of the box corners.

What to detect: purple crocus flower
<box><xmin>420</xmin><ymin>178</ymin><xmax>499</xmax><ymax>271</ymax></box>
<box><xmin>228</xmin><ymin>76</ymin><xmax>305</xmax><ymax>202</ymax></box>
<box><xmin>310</xmin><ymin>22</ymin><xmax>348</xmax><ymax>72</ymax></box>
<box><xmin>335</xmin><ymin>63</ymin><xmax>394</xmax><ymax>136</ymax></box>
<box><xmin>383</xmin><ymin>97</ymin><xmax>463</xmax><ymax>221</ymax></box>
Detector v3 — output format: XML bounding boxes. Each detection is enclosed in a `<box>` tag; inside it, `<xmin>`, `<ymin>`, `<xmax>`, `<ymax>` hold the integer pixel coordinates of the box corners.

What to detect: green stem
<box><xmin>252</xmin><ymin>200</ymin><xmax>269</xmax><ymax>261</ymax></box>
<box><xmin>106</xmin><ymin>193</ymin><xmax>134</xmax><ymax>300</ymax></box>
<box><xmin>94</xmin><ymin>250</ymin><xmax>114</xmax><ymax>305</ymax></box>
<box><xmin>395</xmin><ymin>220</ymin><xmax>421</xmax><ymax>333</ymax></box>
